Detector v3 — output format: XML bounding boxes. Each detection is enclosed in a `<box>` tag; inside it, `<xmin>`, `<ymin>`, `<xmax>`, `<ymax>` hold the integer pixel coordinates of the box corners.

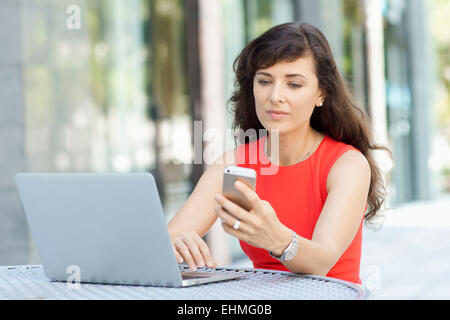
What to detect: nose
<box><xmin>269</xmin><ymin>83</ymin><xmax>286</xmax><ymax>104</ymax></box>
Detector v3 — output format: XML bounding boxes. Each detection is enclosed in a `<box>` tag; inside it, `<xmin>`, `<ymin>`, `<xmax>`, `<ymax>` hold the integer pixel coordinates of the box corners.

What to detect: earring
<box><xmin>317</xmin><ymin>102</ymin><xmax>323</xmax><ymax>107</ymax></box>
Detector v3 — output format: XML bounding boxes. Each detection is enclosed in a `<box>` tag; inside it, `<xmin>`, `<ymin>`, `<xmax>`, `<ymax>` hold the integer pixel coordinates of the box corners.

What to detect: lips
<box><xmin>267</xmin><ymin>110</ymin><xmax>288</xmax><ymax>120</ymax></box>
<box><xmin>267</xmin><ymin>110</ymin><xmax>288</xmax><ymax>115</ymax></box>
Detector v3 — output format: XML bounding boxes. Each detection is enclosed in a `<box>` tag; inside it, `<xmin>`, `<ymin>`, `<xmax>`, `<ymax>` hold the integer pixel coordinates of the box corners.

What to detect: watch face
<box><xmin>284</xmin><ymin>250</ymin><xmax>295</xmax><ymax>261</ymax></box>
<box><xmin>282</xmin><ymin>235</ymin><xmax>298</xmax><ymax>261</ymax></box>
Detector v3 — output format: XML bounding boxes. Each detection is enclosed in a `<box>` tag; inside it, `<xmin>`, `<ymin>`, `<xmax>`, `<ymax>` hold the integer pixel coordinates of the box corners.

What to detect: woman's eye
<box><xmin>257</xmin><ymin>79</ymin><xmax>301</xmax><ymax>88</ymax></box>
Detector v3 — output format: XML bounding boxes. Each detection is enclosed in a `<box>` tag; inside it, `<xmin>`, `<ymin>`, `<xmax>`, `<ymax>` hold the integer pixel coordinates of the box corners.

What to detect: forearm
<box><xmin>167</xmin><ymin>211</ymin><xmax>216</xmax><ymax>238</ymax></box>
<box><xmin>168</xmin><ymin>161</ymin><xmax>228</xmax><ymax>238</ymax></box>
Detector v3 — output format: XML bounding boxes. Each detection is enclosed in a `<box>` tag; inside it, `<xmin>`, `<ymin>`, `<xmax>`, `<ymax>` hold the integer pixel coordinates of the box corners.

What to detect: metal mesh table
<box><xmin>0</xmin><ymin>265</ymin><xmax>369</xmax><ymax>300</ymax></box>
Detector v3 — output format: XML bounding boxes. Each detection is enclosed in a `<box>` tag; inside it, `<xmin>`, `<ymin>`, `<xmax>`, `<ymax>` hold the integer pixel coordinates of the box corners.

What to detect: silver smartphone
<box><xmin>222</xmin><ymin>166</ymin><xmax>257</xmax><ymax>211</ymax></box>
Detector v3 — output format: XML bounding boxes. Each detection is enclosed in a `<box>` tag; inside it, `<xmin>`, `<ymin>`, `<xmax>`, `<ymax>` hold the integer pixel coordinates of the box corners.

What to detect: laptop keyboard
<box><xmin>178</xmin><ymin>264</ymin><xmax>215</xmax><ymax>272</ymax></box>
<box><xmin>179</xmin><ymin>264</ymin><xmax>225</xmax><ymax>280</ymax></box>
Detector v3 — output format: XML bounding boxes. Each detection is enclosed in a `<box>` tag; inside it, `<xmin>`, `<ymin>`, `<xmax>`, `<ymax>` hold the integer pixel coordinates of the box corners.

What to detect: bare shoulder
<box><xmin>326</xmin><ymin>149</ymin><xmax>371</xmax><ymax>193</ymax></box>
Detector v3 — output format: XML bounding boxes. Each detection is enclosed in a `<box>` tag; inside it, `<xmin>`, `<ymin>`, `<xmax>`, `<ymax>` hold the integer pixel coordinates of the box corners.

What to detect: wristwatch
<box><xmin>269</xmin><ymin>229</ymin><xmax>298</xmax><ymax>262</ymax></box>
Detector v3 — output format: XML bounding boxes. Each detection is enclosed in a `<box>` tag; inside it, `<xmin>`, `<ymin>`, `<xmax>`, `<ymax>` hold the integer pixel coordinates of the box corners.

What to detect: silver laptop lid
<box><xmin>15</xmin><ymin>173</ymin><xmax>183</xmax><ymax>287</ymax></box>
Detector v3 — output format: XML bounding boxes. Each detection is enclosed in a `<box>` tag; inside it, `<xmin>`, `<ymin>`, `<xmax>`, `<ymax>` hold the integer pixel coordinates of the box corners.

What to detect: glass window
<box><xmin>383</xmin><ymin>0</ymin><xmax>414</xmax><ymax>205</ymax></box>
<box><xmin>341</xmin><ymin>0</ymin><xmax>369</xmax><ymax>110</ymax></box>
<box><xmin>21</xmin><ymin>0</ymin><xmax>193</xmax><ymax>218</ymax></box>
<box><xmin>148</xmin><ymin>0</ymin><xmax>193</xmax><ymax>218</ymax></box>
<box><xmin>22</xmin><ymin>0</ymin><xmax>150</xmax><ymax>173</ymax></box>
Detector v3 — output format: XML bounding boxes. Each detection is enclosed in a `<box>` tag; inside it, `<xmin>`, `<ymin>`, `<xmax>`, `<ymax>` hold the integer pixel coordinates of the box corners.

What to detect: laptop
<box><xmin>15</xmin><ymin>173</ymin><xmax>244</xmax><ymax>287</ymax></box>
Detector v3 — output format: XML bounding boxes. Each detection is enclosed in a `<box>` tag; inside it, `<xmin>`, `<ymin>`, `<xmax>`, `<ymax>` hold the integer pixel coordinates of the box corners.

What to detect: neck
<box><xmin>266</xmin><ymin>126</ymin><xmax>318</xmax><ymax>166</ymax></box>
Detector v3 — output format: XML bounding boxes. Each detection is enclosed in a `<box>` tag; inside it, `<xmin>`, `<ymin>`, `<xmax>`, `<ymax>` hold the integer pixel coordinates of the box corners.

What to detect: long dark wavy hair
<box><xmin>229</xmin><ymin>22</ymin><xmax>392</xmax><ymax>222</ymax></box>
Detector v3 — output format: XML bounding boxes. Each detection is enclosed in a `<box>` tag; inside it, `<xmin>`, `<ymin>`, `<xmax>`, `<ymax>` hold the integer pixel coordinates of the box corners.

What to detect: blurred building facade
<box><xmin>0</xmin><ymin>0</ymin><xmax>447</xmax><ymax>266</ymax></box>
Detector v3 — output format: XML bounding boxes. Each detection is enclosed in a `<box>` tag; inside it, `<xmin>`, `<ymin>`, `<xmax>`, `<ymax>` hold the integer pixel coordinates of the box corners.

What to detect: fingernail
<box><xmin>190</xmin><ymin>265</ymin><xmax>197</xmax><ymax>271</ymax></box>
<box><xmin>215</xmin><ymin>194</ymin><xmax>221</xmax><ymax>200</ymax></box>
<box><xmin>198</xmin><ymin>262</ymin><xmax>205</xmax><ymax>268</ymax></box>
<box><xmin>207</xmin><ymin>261</ymin><xmax>213</xmax><ymax>267</ymax></box>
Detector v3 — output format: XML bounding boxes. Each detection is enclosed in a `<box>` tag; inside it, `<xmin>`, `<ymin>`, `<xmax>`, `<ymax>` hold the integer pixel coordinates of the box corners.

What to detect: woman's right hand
<box><xmin>171</xmin><ymin>231</ymin><xmax>217</xmax><ymax>271</ymax></box>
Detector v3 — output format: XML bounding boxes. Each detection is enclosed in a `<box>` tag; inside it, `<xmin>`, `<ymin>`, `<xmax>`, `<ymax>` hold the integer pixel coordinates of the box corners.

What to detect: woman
<box><xmin>168</xmin><ymin>22</ymin><xmax>390</xmax><ymax>284</ymax></box>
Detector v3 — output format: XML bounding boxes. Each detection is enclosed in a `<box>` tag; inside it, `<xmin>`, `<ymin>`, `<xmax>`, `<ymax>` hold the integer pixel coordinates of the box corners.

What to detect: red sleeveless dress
<box><xmin>236</xmin><ymin>134</ymin><xmax>364</xmax><ymax>284</ymax></box>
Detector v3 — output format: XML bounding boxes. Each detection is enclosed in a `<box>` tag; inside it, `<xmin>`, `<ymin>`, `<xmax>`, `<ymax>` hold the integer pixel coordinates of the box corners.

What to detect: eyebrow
<box><xmin>255</xmin><ymin>72</ymin><xmax>307</xmax><ymax>80</ymax></box>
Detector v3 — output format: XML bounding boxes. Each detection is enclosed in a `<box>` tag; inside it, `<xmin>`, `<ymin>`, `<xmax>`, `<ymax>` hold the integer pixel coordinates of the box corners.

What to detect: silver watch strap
<box><xmin>269</xmin><ymin>229</ymin><xmax>298</xmax><ymax>261</ymax></box>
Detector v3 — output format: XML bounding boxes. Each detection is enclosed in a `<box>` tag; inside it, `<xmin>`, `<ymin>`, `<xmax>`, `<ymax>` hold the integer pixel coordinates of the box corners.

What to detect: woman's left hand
<box><xmin>214</xmin><ymin>180</ymin><xmax>292</xmax><ymax>256</ymax></box>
